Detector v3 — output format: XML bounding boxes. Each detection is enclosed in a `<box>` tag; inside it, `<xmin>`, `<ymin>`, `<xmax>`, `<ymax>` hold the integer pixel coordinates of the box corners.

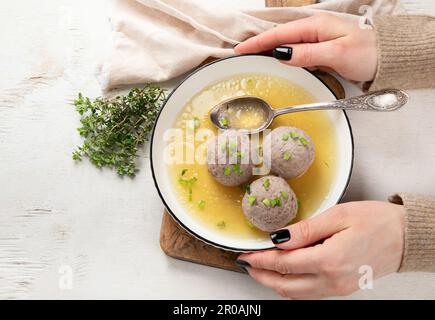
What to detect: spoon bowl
<box><xmin>210</xmin><ymin>89</ymin><xmax>409</xmax><ymax>133</ymax></box>
<box><xmin>209</xmin><ymin>96</ymin><xmax>273</xmax><ymax>133</ymax></box>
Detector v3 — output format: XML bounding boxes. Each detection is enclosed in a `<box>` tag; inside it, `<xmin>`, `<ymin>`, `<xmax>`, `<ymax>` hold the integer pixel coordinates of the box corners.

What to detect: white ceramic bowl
<box><xmin>150</xmin><ymin>55</ymin><xmax>354</xmax><ymax>252</ymax></box>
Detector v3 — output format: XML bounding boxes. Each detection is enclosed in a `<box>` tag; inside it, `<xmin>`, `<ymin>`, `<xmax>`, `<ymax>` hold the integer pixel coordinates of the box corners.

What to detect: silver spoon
<box><xmin>210</xmin><ymin>89</ymin><xmax>409</xmax><ymax>133</ymax></box>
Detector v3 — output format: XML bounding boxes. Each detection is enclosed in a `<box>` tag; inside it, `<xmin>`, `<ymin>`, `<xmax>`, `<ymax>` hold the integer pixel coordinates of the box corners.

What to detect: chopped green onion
<box><xmin>220</xmin><ymin>142</ymin><xmax>227</xmax><ymax>153</ymax></box>
<box><xmin>263</xmin><ymin>178</ymin><xmax>270</xmax><ymax>191</ymax></box>
<box><xmin>290</xmin><ymin>131</ymin><xmax>299</xmax><ymax>139</ymax></box>
<box><xmin>271</xmin><ymin>197</ymin><xmax>282</xmax><ymax>207</ymax></box>
<box><xmin>198</xmin><ymin>200</ymin><xmax>206</xmax><ymax>209</ymax></box>
<box><xmin>219</xmin><ymin>117</ymin><xmax>229</xmax><ymax>128</ymax></box>
<box><xmin>283</xmin><ymin>151</ymin><xmax>291</xmax><ymax>161</ymax></box>
<box><xmin>233</xmin><ymin>163</ymin><xmax>243</xmax><ymax>176</ymax></box>
<box><xmin>178</xmin><ymin>170</ymin><xmax>197</xmax><ymax>202</ymax></box>
<box><xmin>282</xmin><ymin>132</ymin><xmax>289</xmax><ymax>141</ymax></box>
<box><xmin>229</xmin><ymin>142</ymin><xmax>236</xmax><ymax>152</ymax></box>
<box><xmin>299</xmin><ymin>137</ymin><xmax>310</xmax><ymax>145</ymax></box>
<box><xmin>238</xmin><ymin>151</ymin><xmax>246</xmax><ymax>158</ymax></box>
<box><xmin>217</xmin><ymin>220</ymin><xmax>226</xmax><ymax>229</ymax></box>
<box><xmin>193</xmin><ymin>117</ymin><xmax>200</xmax><ymax>129</ymax></box>
<box><xmin>187</xmin><ymin>118</ymin><xmax>200</xmax><ymax>131</ymax></box>
<box><xmin>246</xmin><ymin>219</ymin><xmax>255</xmax><ymax>229</ymax></box>
<box><xmin>224</xmin><ymin>166</ymin><xmax>232</xmax><ymax>176</ymax></box>
<box><xmin>280</xmin><ymin>191</ymin><xmax>288</xmax><ymax>199</ymax></box>
<box><xmin>262</xmin><ymin>198</ymin><xmax>271</xmax><ymax>207</ymax></box>
<box><xmin>248</xmin><ymin>195</ymin><xmax>257</xmax><ymax>206</ymax></box>
<box><xmin>243</xmin><ymin>183</ymin><xmax>251</xmax><ymax>194</ymax></box>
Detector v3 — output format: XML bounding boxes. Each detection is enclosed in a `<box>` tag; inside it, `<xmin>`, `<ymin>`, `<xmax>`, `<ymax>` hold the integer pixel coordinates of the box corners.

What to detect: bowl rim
<box><xmin>150</xmin><ymin>54</ymin><xmax>354</xmax><ymax>252</ymax></box>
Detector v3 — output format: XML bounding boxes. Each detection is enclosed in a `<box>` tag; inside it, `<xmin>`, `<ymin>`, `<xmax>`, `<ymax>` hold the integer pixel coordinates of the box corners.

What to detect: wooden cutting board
<box><xmin>159</xmin><ymin>0</ymin><xmax>343</xmax><ymax>273</ymax></box>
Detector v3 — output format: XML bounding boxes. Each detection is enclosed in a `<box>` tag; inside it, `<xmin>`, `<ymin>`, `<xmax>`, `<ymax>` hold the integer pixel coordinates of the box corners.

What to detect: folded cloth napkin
<box><xmin>98</xmin><ymin>0</ymin><xmax>404</xmax><ymax>91</ymax></box>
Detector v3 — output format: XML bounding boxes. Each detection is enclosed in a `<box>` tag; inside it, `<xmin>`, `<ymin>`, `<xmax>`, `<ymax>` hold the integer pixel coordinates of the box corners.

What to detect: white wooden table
<box><xmin>1</xmin><ymin>0</ymin><xmax>434</xmax><ymax>299</ymax></box>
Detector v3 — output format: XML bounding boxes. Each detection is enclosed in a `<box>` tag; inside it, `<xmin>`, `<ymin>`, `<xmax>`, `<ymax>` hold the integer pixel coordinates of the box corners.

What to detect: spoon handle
<box><xmin>273</xmin><ymin>89</ymin><xmax>409</xmax><ymax>116</ymax></box>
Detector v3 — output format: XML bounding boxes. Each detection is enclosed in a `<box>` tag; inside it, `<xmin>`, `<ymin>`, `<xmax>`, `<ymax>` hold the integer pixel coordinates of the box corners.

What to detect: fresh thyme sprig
<box><xmin>72</xmin><ymin>85</ymin><xmax>165</xmax><ymax>177</ymax></box>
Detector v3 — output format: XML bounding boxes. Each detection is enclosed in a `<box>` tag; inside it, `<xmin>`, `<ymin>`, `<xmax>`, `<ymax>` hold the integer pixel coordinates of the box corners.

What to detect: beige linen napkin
<box><xmin>98</xmin><ymin>0</ymin><xmax>404</xmax><ymax>91</ymax></box>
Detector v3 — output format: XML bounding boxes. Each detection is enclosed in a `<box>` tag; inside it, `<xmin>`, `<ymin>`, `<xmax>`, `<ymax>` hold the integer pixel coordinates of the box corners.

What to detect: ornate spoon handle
<box><xmin>273</xmin><ymin>89</ymin><xmax>409</xmax><ymax>116</ymax></box>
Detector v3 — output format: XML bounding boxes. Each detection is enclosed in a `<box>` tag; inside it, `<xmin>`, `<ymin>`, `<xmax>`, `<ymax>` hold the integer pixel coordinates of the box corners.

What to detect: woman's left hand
<box><xmin>237</xmin><ymin>201</ymin><xmax>405</xmax><ymax>299</ymax></box>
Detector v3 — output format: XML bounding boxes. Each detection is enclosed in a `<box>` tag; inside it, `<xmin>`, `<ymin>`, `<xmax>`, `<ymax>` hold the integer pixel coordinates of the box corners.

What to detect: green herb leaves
<box><xmin>259</xmin><ymin>190</ymin><xmax>289</xmax><ymax>208</ymax></box>
<box><xmin>217</xmin><ymin>221</ymin><xmax>226</xmax><ymax>229</ymax></box>
<box><xmin>283</xmin><ymin>151</ymin><xmax>291</xmax><ymax>161</ymax></box>
<box><xmin>178</xmin><ymin>169</ymin><xmax>197</xmax><ymax>201</ymax></box>
<box><xmin>263</xmin><ymin>178</ymin><xmax>270</xmax><ymax>191</ymax></box>
<box><xmin>271</xmin><ymin>198</ymin><xmax>281</xmax><ymax>207</ymax></box>
<box><xmin>219</xmin><ymin>117</ymin><xmax>229</xmax><ymax>128</ymax></box>
<box><xmin>299</xmin><ymin>137</ymin><xmax>310</xmax><ymax>145</ymax></box>
<box><xmin>233</xmin><ymin>163</ymin><xmax>243</xmax><ymax>176</ymax></box>
<box><xmin>224</xmin><ymin>164</ymin><xmax>244</xmax><ymax>176</ymax></box>
<box><xmin>243</xmin><ymin>183</ymin><xmax>251</xmax><ymax>194</ymax></box>
<box><xmin>282</xmin><ymin>132</ymin><xmax>290</xmax><ymax>141</ymax></box>
<box><xmin>262</xmin><ymin>198</ymin><xmax>271</xmax><ymax>207</ymax></box>
<box><xmin>193</xmin><ymin>117</ymin><xmax>201</xmax><ymax>130</ymax></box>
<box><xmin>248</xmin><ymin>195</ymin><xmax>257</xmax><ymax>206</ymax></box>
<box><xmin>262</xmin><ymin>197</ymin><xmax>281</xmax><ymax>207</ymax></box>
<box><xmin>229</xmin><ymin>142</ymin><xmax>237</xmax><ymax>153</ymax></box>
<box><xmin>198</xmin><ymin>200</ymin><xmax>206</xmax><ymax>209</ymax></box>
<box><xmin>290</xmin><ymin>131</ymin><xmax>299</xmax><ymax>139</ymax></box>
<box><xmin>72</xmin><ymin>85</ymin><xmax>165</xmax><ymax>177</ymax></box>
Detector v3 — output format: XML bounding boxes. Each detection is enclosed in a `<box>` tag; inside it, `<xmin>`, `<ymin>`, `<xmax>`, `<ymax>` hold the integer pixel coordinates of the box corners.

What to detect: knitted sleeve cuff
<box><xmin>389</xmin><ymin>193</ymin><xmax>435</xmax><ymax>273</ymax></box>
<box><xmin>365</xmin><ymin>15</ymin><xmax>435</xmax><ymax>91</ymax></box>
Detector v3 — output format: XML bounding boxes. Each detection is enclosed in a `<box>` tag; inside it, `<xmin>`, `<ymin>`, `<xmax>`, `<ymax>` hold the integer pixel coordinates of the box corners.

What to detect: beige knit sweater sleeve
<box><xmin>369</xmin><ymin>15</ymin><xmax>435</xmax><ymax>272</ymax></box>
<box><xmin>369</xmin><ymin>15</ymin><xmax>435</xmax><ymax>91</ymax></box>
<box><xmin>389</xmin><ymin>194</ymin><xmax>435</xmax><ymax>272</ymax></box>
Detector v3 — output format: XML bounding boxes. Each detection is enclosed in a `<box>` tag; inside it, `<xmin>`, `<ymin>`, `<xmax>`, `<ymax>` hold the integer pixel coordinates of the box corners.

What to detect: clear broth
<box><xmin>167</xmin><ymin>74</ymin><xmax>337</xmax><ymax>239</ymax></box>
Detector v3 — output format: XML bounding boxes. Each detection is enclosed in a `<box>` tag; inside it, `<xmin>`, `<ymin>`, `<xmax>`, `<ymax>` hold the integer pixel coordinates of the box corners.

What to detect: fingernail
<box><xmin>272</xmin><ymin>46</ymin><xmax>293</xmax><ymax>60</ymax></box>
<box><xmin>235</xmin><ymin>259</ymin><xmax>251</xmax><ymax>273</ymax></box>
<box><xmin>270</xmin><ymin>229</ymin><xmax>291</xmax><ymax>244</ymax></box>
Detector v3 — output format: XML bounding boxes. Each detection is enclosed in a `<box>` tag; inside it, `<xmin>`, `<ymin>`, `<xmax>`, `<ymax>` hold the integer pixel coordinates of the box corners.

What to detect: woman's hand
<box><xmin>237</xmin><ymin>201</ymin><xmax>405</xmax><ymax>299</ymax></box>
<box><xmin>234</xmin><ymin>13</ymin><xmax>378</xmax><ymax>82</ymax></box>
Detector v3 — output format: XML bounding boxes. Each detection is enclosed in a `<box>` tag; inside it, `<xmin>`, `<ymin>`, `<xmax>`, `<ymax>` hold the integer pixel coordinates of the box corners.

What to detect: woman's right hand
<box><xmin>237</xmin><ymin>201</ymin><xmax>405</xmax><ymax>299</ymax></box>
<box><xmin>234</xmin><ymin>13</ymin><xmax>378</xmax><ymax>82</ymax></box>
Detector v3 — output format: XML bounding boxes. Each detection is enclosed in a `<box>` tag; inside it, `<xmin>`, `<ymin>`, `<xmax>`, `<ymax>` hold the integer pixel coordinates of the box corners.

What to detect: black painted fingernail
<box><xmin>273</xmin><ymin>46</ymin><xmax>293</xmax><ymax>60</ymax></box>
<box><xmin>270</xmin><ymin>229</ymin><xmax>291</xmax><ymax>244</ymax></box>
<box><xmin>235</xmin><ymin>259</ymin><xmax>251</xmax><ymax>272</ymax></box>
